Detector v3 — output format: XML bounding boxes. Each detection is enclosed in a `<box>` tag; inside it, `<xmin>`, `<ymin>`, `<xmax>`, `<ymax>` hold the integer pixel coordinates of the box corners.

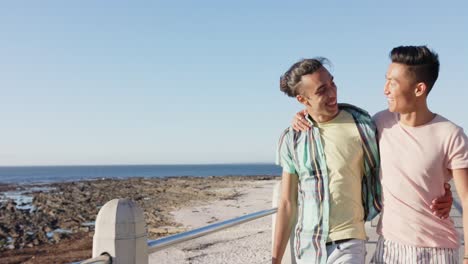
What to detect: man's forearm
<box><xmin>451</xmin><ymin>168</ymin><xmax>468</xmax><ymax>261</ymax></box>
<box><xmin>272</xmin><ymin>199</ymin><xmax>296</xmax><ymax>264</ymax></box>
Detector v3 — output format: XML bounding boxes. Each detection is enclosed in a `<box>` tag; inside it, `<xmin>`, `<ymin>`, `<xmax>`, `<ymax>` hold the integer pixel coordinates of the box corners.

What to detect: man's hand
<box><xmin>430</xmin><ymin>183</ymin><xmax>453</xmax><ymax>219</ymax></box>
<box><xmin>292</xmin><ymin>110</ymin><xmax>310</xmax><ymax>132</ymax></box>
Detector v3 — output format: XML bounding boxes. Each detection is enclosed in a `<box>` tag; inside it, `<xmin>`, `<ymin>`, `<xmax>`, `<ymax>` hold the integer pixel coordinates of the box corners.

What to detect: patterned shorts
<box><xmin>371</xmin><ymin>236</ymin><xmax>459</xmax><ymax>264</ymax></box>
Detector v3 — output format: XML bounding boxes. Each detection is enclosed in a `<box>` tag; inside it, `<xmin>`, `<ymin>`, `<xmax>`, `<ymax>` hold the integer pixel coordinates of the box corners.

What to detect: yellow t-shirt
<box><xmin>316</xmin><ymin>110</ymin><xmax>366</xmax><ymax>241</ymax></box>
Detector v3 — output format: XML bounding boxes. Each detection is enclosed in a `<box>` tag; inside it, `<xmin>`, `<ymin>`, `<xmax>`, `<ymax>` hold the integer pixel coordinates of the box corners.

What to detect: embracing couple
<box><xmin>272</xmin><ymin>45</ymin><xmax>468</xmax><ymax>264</ymax></box>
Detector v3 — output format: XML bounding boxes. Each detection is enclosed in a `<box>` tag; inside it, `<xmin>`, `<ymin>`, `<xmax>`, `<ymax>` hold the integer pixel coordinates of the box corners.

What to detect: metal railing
<box><xmin>77</xmin><ymin>207</ymin><xmax>277</xmax><ymax>263</ymax></box>
<box><xmin>147</xmin><ymin>208</ymin><xmax>277</xmax><ymax>254</ymax></box>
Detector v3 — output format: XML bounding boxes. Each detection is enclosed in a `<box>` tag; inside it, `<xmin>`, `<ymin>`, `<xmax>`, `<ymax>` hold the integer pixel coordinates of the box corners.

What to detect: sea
<box><xmin>0</xmin><ymin>163</ymin><xmax>281</xmax><ymax>184</ymax></box>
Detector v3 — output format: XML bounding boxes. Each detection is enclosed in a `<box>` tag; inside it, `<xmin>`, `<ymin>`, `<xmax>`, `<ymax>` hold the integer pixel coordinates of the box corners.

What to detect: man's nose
<box><xmin>384</xmin><ymin>81</ymin><xmax>390</xmax><ymax>95</ymax></box>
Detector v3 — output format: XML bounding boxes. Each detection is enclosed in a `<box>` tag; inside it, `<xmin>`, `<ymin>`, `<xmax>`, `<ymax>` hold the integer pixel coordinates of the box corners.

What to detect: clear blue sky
<box><xmin>0</xmin><ymin>1</ymin><xmax>467</xmax><ymax>166</ymax></box>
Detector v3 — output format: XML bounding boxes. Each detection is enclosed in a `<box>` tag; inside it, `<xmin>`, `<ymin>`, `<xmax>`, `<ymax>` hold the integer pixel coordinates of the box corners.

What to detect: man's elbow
<box><xmin>278</xmin><ymin>198</ymin><xmax>296</xmax><ymax>214</ymax></box>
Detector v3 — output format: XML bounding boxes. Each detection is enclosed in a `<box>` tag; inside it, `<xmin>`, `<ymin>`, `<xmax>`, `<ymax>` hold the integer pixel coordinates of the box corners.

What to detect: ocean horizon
<box><xmin>0</xmin><ymin>163</ymin><xmax>282</xmax><ymax>184</ymax></box>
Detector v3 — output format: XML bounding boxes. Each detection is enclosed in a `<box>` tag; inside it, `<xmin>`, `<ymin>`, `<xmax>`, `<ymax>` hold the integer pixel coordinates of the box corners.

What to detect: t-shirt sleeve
<box><xmin>275</xmin><ymin>129</ymin><xmax>297</xmax><ymax>174</ymax></box>
<box><xmin>446</xmin><ymin>127</ymin><xmax>468</xmax><ymax>170</ymax></box>
<box><xmin>372</xmin><ymin>110</ymin><xmax>386</xmax><ymax>135</ymax></box>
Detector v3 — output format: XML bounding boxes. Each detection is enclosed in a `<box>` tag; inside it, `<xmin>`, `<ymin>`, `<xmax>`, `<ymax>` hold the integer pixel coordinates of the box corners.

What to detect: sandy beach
<box><xmin>0</xmin><ymin>176</ymin><xmax>278</xmax><ymax>263</ymax></box>
<box><xmin>149</xmin><ymin>179</ymin><xmax>278</xmax><ymax>264</ymax></box>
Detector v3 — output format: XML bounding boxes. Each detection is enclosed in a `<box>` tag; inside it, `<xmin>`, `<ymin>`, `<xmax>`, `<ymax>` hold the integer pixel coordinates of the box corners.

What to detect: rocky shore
<box><xmin>0</xmin><ymin>175</ymin><xmax>278</xmax><ymax>263</ymax></box>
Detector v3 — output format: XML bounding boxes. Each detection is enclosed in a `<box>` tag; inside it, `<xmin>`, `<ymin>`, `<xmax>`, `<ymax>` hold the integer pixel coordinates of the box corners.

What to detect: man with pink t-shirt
<box><xmin>292</xmin><ymin>45</ymin><xmax>468</xmax><ymax>263</ymax></box>
<box><xmin>371</xmin><ymin>46</ymin><xmax>468</xmax><ymax>263</ymax></box>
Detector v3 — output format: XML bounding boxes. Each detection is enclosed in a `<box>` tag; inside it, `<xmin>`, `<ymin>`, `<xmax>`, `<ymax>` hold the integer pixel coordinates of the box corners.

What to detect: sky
<box><xmin>0</xmin><ymin>1</ymin><xmax>467</xmax><ymax>166</ymax></box>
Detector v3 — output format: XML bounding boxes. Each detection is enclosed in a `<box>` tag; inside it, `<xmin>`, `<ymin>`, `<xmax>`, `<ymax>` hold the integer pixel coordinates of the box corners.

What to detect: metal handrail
<box><xmin>147</xmin><ymin>208</ymin><xmax>278</xmax><ymax>254</ymax></box>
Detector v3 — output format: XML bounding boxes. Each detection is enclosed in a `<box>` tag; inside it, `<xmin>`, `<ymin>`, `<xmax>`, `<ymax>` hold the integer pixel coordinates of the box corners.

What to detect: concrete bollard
<box><xmin>272</xmin><ymin>181</ymin><xmax>297</xmax><ymax>264</ymax></box>
<box><xmin>93</xmin><ymin>199</ymin><xmax>148</xmax><ymax>264</ymax></box>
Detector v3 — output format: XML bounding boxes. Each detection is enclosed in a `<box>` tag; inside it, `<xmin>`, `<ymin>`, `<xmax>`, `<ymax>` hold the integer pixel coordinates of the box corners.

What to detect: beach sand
<box><xmin>149</xmin><ymin>180</ymin><xmax>277</xmax><ymax>264</ymax></box>
<box><xmin>0</xmin><ymin>176</ymin><xmax>278</xmax><ymax>263</ymax></box>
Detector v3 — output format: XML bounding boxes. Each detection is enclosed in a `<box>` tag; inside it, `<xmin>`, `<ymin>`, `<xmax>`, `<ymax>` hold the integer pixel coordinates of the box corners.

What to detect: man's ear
<box><xmin>296</xmin><ymin>95</ymin><xmax>309</xmax><ymax>106</ymax></box>
<box><xmin>415</xmin><ymin>82</ymin><xmax>428</xmax><ymax>97</ymax></box>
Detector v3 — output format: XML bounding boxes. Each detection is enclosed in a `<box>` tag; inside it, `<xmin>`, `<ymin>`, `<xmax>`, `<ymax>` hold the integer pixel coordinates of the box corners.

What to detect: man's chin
<box><xmin>329</xmin><ymin>106</ymin><xmax>339</xmax><ymax>115</ymax></box>
<box><xmin>326</xmin><ymin>108</ymin><xmax>339</xmax><ymax>119</ymax></box>
<box><xmin>387</xmin><ymin>104</ymin><xmax>396</xmax><ymax>113</ymax></box>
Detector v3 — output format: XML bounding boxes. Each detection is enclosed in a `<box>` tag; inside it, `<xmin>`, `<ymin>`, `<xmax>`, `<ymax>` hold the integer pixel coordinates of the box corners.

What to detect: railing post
<box><xmin>272</xmin><ymin>181</ymin><xmax>297</xmax><ymax>264</ymax></box>
<box><xmin>93</xmin><ymin>199</ymin><xmax>148</xmax><ymax>264</ymax></box>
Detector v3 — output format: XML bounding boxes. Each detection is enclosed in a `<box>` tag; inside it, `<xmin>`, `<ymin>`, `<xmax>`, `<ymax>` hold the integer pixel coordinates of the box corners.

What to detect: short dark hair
<box><xmin>280</xmin><ymin>57</ymin><xmax>330</xmax><ymax>97</ymax></box>
<box><xmin>390</xmin><ymin>45</ymin><xmax>440</xmax><ymax>94</ymax></box>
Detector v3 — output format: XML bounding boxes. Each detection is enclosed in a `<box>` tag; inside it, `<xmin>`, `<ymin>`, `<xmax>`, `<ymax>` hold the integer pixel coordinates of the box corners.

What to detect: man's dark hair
<box><xmin>390</xmin><ymin>45</ymin><xmax>440</xmax><ymax>94</ymax></box>
<box><xmin>280</xmin><ymin>57</ymin><xmax>330</xmax><ymax>97</ymax></box>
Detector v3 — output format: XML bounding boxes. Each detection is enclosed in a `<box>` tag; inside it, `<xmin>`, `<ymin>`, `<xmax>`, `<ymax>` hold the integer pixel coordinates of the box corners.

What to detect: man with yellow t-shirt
<box><xmin>272</xmin><ymin>58</ymin><xmax>381</xmax><ymax>264</ymax></box>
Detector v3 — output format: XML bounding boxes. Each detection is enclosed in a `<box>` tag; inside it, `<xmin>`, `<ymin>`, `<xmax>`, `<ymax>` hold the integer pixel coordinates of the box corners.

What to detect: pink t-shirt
<box><xmin>374</xmin><ymin>110</ymin><xmax>468</xmax><ymax>248</ymax></box>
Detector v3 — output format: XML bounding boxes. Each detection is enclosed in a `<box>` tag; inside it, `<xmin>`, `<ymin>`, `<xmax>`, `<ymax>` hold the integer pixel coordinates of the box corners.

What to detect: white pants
<box><xmin>326</xmin><ymin>239</ymin><xmax>366</xmax><ymax>264</ymax></box>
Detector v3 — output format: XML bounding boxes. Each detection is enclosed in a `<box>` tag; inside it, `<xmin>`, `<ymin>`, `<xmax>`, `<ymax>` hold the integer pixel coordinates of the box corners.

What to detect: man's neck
<box><xmin>399</xmin><ymin>104</ymin><xmax>435</xmax><ymax>127</ymax></box>
<box><xmin>308</xmin><ymin>110</ymin><xmax>340</xmax><ymax>123</ymax></box>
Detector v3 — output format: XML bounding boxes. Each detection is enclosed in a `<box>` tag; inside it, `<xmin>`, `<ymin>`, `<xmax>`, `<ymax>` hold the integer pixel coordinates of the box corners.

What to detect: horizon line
<box><xmin>0</xmin><ymin>162</ymin><xmax>277</xmax><ymax>168</ymax></box>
